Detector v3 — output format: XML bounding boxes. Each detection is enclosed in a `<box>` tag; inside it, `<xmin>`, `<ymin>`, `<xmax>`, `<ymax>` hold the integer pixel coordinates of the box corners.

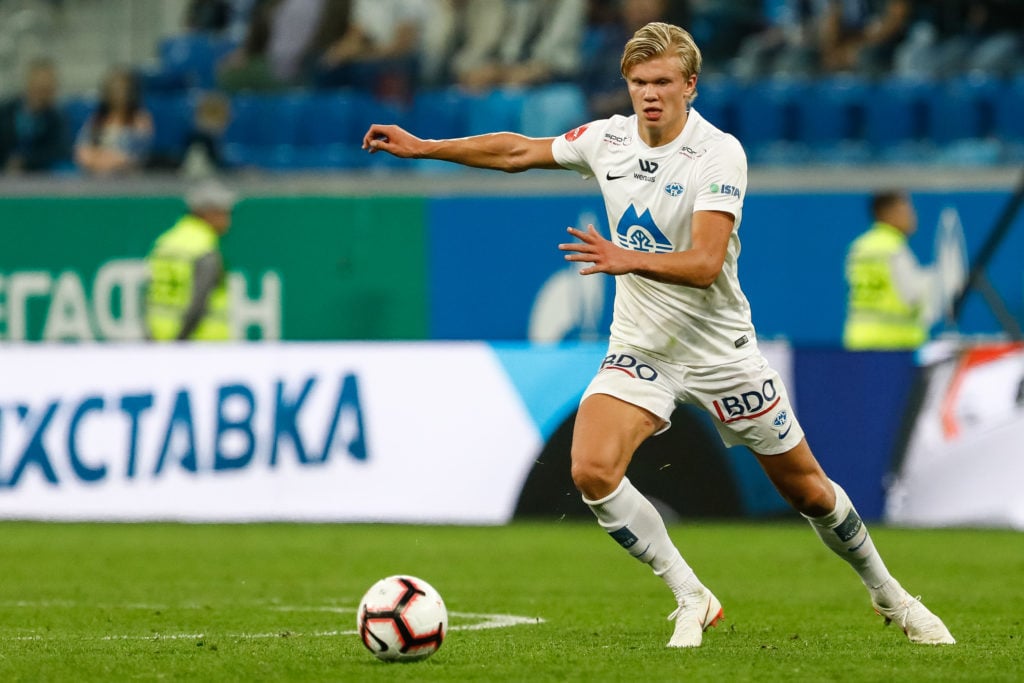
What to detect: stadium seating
<box><xmin>520</xmin><ymin>84</ymin><xmax>589</xmax><ymax>138</ymax></box>
<box><xmin>799</xmin><ymin>76</ymin><xmax>869</xmax><ymax>145</ymax></box>
<box><xmin>58</xmin><ymin>45</ymin><xmax>1024</xmax><ymax>171</ymax></box>
<box><xmin>693</xmin><ymin>75</ymin><xmax>738</xmax><ymax>137</ymax></box>
<box><xmin>993</xmin><ymin>76</ymin><xmax>1024</xmax><ymax>143</ymax></box>
<box><xmin>147</xmin><ymin>93</ymin><xmax>195</xmax><ymax>158</ymax></box>
<box><xmin>152</xmin><ymin>33</ymin><xmax>237</xmax><ymax>91</ymax></box>
<box><xmin>465</xmin><ymin>88</ymin><xmax>527</xmax><ymax>137</ymax></box>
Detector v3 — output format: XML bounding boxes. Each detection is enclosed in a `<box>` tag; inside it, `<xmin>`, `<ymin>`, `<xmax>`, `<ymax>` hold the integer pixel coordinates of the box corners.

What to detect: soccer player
<box><xmin>362</xmin><ymin>22</ymin><xmax>955</xmax><ymax>647</ymax></box>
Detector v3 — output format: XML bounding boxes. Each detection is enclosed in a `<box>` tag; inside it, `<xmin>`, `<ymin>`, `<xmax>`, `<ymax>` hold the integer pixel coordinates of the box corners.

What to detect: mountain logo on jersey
<box><xmin>564</xmin><ymin>124</ymin><xmax>589</xmax><ymax>142</ymax></box>
<box><xmin>615</xmin><ymin>204</ymin><xmax>672</xmax><ymax>253</ymax></box>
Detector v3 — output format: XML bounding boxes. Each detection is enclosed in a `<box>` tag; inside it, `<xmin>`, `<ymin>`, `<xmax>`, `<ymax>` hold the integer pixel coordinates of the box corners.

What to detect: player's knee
<box><xmin>570</xmin><ymin>456</ymin><xmax>623</xmax><ymax>501</ymax></box>
<box><xmin>786</xmin><ymin>476</ymin><xmax>834</xmax><ymax>517</ymax></box>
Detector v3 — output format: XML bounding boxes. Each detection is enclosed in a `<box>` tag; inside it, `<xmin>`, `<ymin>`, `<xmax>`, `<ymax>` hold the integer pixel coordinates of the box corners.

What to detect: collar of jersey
<box><xmin>631</xmin><ymin>107</ymin><xmax>702</xmax><ymax>156</ymax></box>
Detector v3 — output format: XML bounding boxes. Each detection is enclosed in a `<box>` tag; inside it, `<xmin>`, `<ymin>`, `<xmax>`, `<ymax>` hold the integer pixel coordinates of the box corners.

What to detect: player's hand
<box><xmin>559</xmin><ymin>225</ymin><xmax>637</xmax><ymax>276</ymax></box>
<box><xmin>362</xmin><ymin>124</ymin><xmax>423</xmax><ymax>158</ymax></box>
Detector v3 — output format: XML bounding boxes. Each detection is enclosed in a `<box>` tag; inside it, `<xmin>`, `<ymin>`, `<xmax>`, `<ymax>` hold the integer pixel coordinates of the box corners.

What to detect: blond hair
<box><xmin>620</xmin><ymin>22</ymin><xmax>702</xmax><ymax>102</ymax></box>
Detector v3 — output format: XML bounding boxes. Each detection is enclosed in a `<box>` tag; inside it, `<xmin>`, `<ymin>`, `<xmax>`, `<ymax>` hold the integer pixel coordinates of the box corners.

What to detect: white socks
<box><xmin>804</xmin><ymin>479</ymin><xmax>902</xmax><ymax>607</ymax></box>
<box><xmin>584</xmin><ymin>477</ymin><xmax>702</xmax><ymax>604</ymax></box>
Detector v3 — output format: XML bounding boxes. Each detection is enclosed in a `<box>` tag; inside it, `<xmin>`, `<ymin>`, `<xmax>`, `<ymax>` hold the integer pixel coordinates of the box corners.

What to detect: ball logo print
<box><xmin>357</xmin><ymin>575</ymin><xmax>448</xmax><ymax>662</ymax></box>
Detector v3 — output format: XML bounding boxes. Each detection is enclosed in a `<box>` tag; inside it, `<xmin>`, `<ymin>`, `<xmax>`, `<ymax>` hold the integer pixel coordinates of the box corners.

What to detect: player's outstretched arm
<box><xmin>362</xmin><ymin>123</ymin><xmax>562</xmax><ymax>173</ymax></box>
<box><xmin>559</xmin><ymin>211</ymin><xmax>734</xmax><ymax>289</ymax></box>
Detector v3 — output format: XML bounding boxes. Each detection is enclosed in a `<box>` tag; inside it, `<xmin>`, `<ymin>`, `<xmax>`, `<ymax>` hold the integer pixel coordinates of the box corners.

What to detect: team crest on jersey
<box><xmin>564</xmin><ymin>124</ymin><xmax>589</xmax><ymax>142</ymax></box>
<box><xmin>615</xmin><ymin>204</ymin><xmax>673</xmax><ymax>254</ymax></box>
<box><xmin>664</xmin><ymin>182</ymin><xmax>684</xmax><ymax>197</ymax></box>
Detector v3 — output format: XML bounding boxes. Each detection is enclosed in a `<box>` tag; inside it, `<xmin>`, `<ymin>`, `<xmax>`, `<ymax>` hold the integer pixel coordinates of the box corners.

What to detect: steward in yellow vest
<box><xmin>145</xmin><ymin>181</ymin><xmax>236</xmax><ymax>341</ymax></box>
<box><xmin>843</xmin><ymin>191</ymin><xmax>933</xmax><ymax>350</ymax></box>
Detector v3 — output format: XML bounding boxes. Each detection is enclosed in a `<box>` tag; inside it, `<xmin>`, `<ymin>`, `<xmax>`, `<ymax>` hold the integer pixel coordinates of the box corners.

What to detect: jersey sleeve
<box><xmin>551</xmin><ymin>121</ymin><xmax>601</xmax><ymax>179</ymax></box>
<box><xmin>692</xmin><ymin>135</ymin><xmax>747</xmax><ymax>218</ymax></box>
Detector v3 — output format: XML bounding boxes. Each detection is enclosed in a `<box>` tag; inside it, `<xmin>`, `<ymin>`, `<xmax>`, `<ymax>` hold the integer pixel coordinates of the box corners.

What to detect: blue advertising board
<box><xmin>428</xmin><ymin>191</ymin><xmax>1022</xmax><ymax>345</ymax></box>
<box><xmin>428</xmin><ymin>195</ymin><xmax>614</xmax><ymax>341</ymax></box>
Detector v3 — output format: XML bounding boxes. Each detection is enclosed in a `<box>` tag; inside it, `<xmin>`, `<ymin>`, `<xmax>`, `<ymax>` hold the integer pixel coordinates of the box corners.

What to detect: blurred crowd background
<box><xmin>1</xmin><ymin>0</ymin><xmax>1023</xmax><ymax>175</ymax></box>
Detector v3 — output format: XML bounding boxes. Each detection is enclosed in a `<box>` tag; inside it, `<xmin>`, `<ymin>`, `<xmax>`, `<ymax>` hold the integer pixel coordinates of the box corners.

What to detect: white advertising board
<box><xmin>887</xmin><ymin>342</ymin><xmax>1024</xmax><ymax>529</ymax></box>
<box><xmin>0</xmin><ymin>343</ymin><xmax>541</xmax><ymax>523</ymax></box>
<box><xmin>0</xmin><ymin>340</ymin><xmax>794</xmax><ymax>523</ymax></box>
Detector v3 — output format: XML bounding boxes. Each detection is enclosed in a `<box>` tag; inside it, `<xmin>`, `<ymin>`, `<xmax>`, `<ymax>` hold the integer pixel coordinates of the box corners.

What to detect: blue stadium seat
<box><xmin>863</xmin><ymin>77</ymin><xmax>937</xmax><ymax>148</ymax></box>
<box><xmin>732</xmin><ymin>78</ymin><xmax>808</xmax><ymax>154</ymax></box>
<box><xmin>465</xmin><ymin>89</ymin><xmax>525</xmax><ymax>136</ymax></box>
<box><xmin>297</xmin><ymin>90</ymin><xmax>383</xmax><ymax>149</ymax></box>
<box><xmin>993</xmin><ymin>76</ymin><xmax>1024</xmax><ymax>142</ymax></box>
<box><xmin>411</xmin><ymin>89</ymin><xmax>469</xmax><ymax>140</ymax></box>
<box><xmin>926</xmin><ymin>76</ymin><xmax>998</xmax><ymax>144</ymax></box>
<box><xmin>693</xmin><ymin>75</ymin><xmax>737</xmax><ymax>134</ymax></box>
<box><xmin>798</xmin><ymin>75</ymin><xmax>869</xmax><ymax>146</ymax></box>
<box><xmin>747</xmin><ymin>141</ymin><xmax>814</xmax><ymax>165</ymax></box>
<box><xmin>223</xmin><ymin>93</ymin><xmax>306</xmax><ymax>146</ymax></box>
<box><xmin>138</xmin><ymin>68</ymin><xmax>191</xmax><ymax>94</ymax></box>
<box><xmin>292</xmin><ymin>91</ymin><xmax>407</xmax><ymax>168</ymax></box>
<box><xmin>290</xmin><ymin>144</ymin><xmax>353</xmax><ymax>169</ymax></box>
<box><xmin>147</xmin><ymin>93</ymin><xmax>193</xmax><ymax>156</ymax></box>
<box><xmin>62</xmin><ymin>98</ymin><xmax>94</xmax><ymax>139</ymax></box>
<box><xmin>935</xmin><ymin>138</ymin><xmax>1003</xmax><ymax>166</ymax></box>
<box><xmin>158</xmin><ymin>33</ymin><xmax>236</xmax><ymax>89</ymax></box>
<box><xmin>520</xmin><ymin>84</ymin><xmax>587</xmax><ymax>138</ymax></box>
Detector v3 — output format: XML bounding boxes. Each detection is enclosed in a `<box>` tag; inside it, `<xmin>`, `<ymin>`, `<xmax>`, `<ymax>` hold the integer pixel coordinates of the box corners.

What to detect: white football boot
<box><xmin>873</xmin><ymin>590</ymin><xmax>955</xmax><ymax>645</ymax></box>
<box><xmin>666</xmin><ymin>588</ymin><xmax>724</xmax><ymax>648</ymax></box>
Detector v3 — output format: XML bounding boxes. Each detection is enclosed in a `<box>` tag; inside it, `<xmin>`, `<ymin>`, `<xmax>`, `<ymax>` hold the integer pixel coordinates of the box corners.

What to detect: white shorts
<box><xmin>580</xmin><ymin>345</ymin><xmax>805</xmax><ymax>455</ymax></box>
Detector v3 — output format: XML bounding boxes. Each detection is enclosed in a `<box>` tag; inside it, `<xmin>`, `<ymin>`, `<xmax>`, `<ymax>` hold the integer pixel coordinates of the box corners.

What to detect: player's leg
<box><xmin>752</xmin><ymin>438</ymin><xmax>955</xmax><ymax>645</ymax></box>
<box><xmin>572</xmin><ymin>393</ymin><xmax>722</xmax><ymax>648</ymax></box>
<box><xmin>693</xmin><ymin>353</ymin><xmax>953</xmax><ymax>644</ymax></box>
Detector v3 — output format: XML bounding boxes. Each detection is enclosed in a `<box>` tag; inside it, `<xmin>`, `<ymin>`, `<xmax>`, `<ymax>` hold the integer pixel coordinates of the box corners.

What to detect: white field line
<box><xmin>0</xmin><ymin>601</ymin><xmax>544</xmax><ymax>642</ymax></box>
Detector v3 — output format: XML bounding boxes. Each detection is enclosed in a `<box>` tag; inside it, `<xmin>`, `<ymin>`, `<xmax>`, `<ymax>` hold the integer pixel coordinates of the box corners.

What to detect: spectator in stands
<box><xmin>731</xmin><ymin>0</ymin><xmax>823</xmax><ymax>79</ymax></box>
<box><xmin>419</xmin><ymin>0</ymin><xmax>505</xmax><ymax>88</ymax></box>
<box><xmin>145</xmin><ymin>180</ymin><xmax>237</xmax><ymax>342</ymax></box>
<box><xmin>843</xmin><ymin>191</ymin><xmax>937</xmax><ymax>350</ymax></box>
<box><xmin>894</xmin><ymin>0</ymin><xmax>1024</xmax><ymax>79</ymax></box>
<box><xmin>313</xmin><ymin>0</ymin><xmax>433</xmax><ymax>100</ymax></box>
<box><xmin>457</xmin><ymin>0</ymin><xmax>586</xmax><ymax>90</ymax></box>
<box><xmin>217</xmin><ymin>0</ymin><xmax>351</xmax><ymax>92</ymax></box>
<box><xmin>686</xmin><ymin>0</ymin><xmax>761</xmax><ymax>71</ymax></box>
<box><xmin>180</xmin><ymin>91</ymin><xmax>233</xmax><ymax>177</ymax></box>
<box><xmin>581</xmin><ymin>0</ymin><xmax>670</xmax><ymax>118</ymax></box>
<box><xmin>185</xmin><ymin>0</ymin><xmax>233</xmax><ymax>33</ymax></box>
<box><xmin>73</xmin><ymin>67</ymin><xmax>153</xmax><ymax>176</ymax></box>
<box><xmin>819</xmin><ymin>0</ymin><xmax>912</xmax><ymax>76</ymax></box>
<box><xmin>0</xmin><ymin>58</ymin><xmax>67</xmax><ymax>173</ymax></box>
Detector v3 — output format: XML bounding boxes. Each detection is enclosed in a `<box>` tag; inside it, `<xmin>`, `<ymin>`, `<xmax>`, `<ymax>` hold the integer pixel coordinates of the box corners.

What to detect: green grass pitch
<box><xmin>0</xmin><ymin>521</ymin><xmax>1020</xmax><ymax>682</ymax></box>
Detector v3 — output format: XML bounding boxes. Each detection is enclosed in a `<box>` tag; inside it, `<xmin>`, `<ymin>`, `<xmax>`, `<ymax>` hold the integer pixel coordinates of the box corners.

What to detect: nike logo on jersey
<box><xmin>779</xmin><ymin>423</ymin><xmax>793</xmax><ymax>440</ymax></box>
<box><xmin>606</xmin><ymin>171</ymin><xmax>628</xmax><ymax>180</ymax></box>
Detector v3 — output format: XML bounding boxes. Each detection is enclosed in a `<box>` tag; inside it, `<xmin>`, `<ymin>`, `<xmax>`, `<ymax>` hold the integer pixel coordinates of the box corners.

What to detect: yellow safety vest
<box><xmin>843</xmin><ymin>222</ymin><xmax>927</xmax><ymax>350</ymax></box>
<box><xmin>145</xmin><ymin>214</ymin><xmax>230</xmax><ymax>341</ymax></box>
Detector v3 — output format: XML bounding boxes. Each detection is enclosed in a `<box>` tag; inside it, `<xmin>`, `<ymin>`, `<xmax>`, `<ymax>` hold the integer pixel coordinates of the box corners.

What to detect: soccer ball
<box><xmin>357</xmin><ymin>575</ymin><xmax>447</xmax><ymax>662</ymax></box>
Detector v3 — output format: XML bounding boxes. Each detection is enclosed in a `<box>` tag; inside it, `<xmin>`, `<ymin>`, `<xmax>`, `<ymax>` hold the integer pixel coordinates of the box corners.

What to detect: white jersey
<box><xmin>551</xmin><ymin>109</ymin><xmax>758</xmax><ymax>366</ymax></box>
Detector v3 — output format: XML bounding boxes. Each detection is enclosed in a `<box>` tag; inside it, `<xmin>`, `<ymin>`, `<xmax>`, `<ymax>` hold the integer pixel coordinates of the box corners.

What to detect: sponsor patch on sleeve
<box><xmin>563</xmin><ymin>124</ymin><xmax>589</xmax><ymax>142</ymax></box>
